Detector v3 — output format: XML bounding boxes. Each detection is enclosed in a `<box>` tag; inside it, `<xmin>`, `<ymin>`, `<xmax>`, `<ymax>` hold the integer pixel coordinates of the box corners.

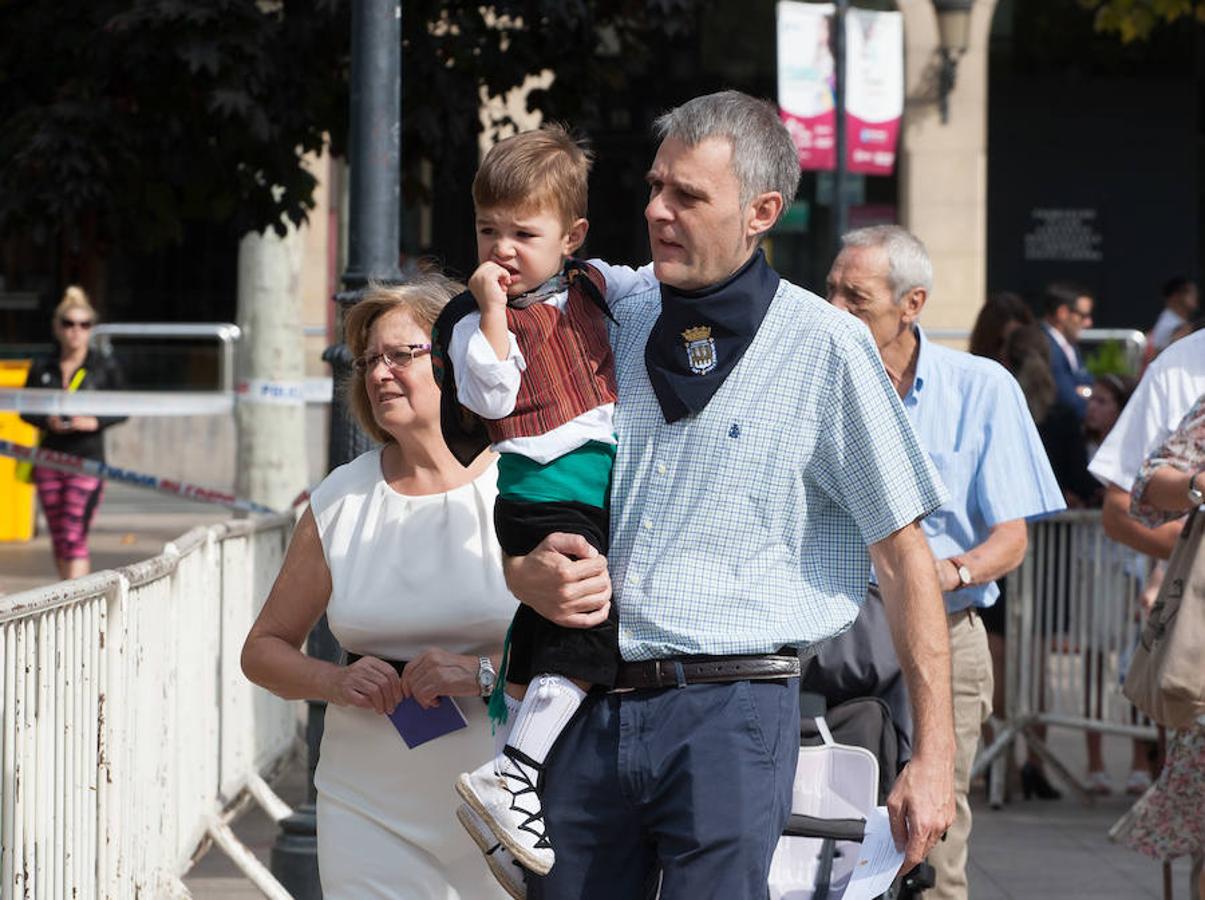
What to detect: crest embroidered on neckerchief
<box><xmin>681</xmin><ymin>325</ymin><xmax>717</xmax><ymax>375</ymax></box>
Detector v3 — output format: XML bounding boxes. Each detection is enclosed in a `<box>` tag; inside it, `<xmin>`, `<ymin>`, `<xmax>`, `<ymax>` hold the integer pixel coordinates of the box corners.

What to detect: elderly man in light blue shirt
<box><xmin>826</xmin><ymin>225</ymin><xmax>1064</xmax><ymax>900</ymax></box>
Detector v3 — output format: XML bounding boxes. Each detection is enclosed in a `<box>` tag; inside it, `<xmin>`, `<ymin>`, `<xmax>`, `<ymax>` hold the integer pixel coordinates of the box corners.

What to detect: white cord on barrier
<box><xmin>0</xmin><ymin>439</ymin><xmax>281</xmax><ymax>515</ymax></box>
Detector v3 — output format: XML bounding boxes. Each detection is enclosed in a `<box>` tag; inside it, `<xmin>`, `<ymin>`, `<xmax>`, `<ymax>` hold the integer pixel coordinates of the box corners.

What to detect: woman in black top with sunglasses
<box><xmin>20</xmin><ymin>286</ymin><xmax>126</xmax><ymax>580</ymax></box>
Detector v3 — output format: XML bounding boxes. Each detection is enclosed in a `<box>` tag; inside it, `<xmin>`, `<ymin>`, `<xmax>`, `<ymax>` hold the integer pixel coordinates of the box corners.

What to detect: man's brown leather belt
<box><xmin>611</xmin><ymin>653</ymin><xmax>800</xmax><ymax>691</ymax></box>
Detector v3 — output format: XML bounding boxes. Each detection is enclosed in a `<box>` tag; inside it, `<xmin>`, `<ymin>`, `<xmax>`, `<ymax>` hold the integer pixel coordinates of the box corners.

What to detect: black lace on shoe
<box><xmin>501</xmin><ymin>746</ymin><xmax>551</xmax><ymax>850</ymax></box>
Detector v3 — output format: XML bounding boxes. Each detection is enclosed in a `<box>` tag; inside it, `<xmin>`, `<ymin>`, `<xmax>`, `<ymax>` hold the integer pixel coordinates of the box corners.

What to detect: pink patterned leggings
<box><xmin>34</xmin><ymin>468</ymin><xmax>104</xmax><ymax>561</ymax></box>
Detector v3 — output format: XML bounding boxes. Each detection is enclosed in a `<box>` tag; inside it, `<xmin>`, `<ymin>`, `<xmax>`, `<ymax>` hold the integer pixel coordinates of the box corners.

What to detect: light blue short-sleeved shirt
<box><xmin>903</xmin><ymin>326</ymin><xmax>1065</xmax><ymax>614</ymax></box>
<box><xmin>607</xmin><ymin>279</ymin><xmax>948</xmax><ymax>661</ymax></box>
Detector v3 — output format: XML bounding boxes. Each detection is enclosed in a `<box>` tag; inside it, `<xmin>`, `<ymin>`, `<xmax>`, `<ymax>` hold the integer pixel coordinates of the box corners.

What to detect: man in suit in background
<box><xmin>1041</xmin><ymin>282</ymin><xmax>1094</xmax><ymax>419</ymax></box>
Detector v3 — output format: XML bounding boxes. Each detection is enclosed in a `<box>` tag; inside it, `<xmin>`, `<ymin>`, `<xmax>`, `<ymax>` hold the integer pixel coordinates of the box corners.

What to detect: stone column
<box><xmin>896</xmin><ymin>0</ymin><xmax>999</xmax><ymax>339</ymax></box>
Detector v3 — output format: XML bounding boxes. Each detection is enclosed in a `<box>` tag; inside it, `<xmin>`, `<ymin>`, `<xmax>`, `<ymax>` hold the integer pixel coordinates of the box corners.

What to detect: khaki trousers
<box><xmin>925</xmin><ymin>608</ymin><xmax>993</xmax><ymax>900</ymax></box>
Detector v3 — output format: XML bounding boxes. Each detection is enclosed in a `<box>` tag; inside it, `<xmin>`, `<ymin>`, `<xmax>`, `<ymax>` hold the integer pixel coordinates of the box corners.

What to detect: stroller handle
<box><xmin>782</xmin><ymin>814</ymin><xmax>866</xmax><ymax>843</ymax></box>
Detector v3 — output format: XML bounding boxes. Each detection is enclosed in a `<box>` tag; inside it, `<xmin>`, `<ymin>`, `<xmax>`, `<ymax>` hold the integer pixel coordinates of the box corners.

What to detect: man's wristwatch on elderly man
<box><xmin>476</xmin><ymin>656</ymin><xmax>497</xmax><ymax>699</ymax></box>
<box><xmin>950</xmin><ymin>557</ymin><xmax>974</xmax><ymax>589</ymax></box>
<box><xmin>1189</xmin><ymin>470</ymin><xmax>1204</xmax><ymax>506</ymax></box>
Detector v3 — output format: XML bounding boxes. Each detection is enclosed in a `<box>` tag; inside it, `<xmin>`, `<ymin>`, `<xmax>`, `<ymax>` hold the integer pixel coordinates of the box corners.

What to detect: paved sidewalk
<box><xmin>186</xmin><ymin>761</ymin><xmax>309</xmax><ymax>899</ymax></box>
<box><xmin>967</xmin><ymin>720</ymin><xmax>1191</xmax><ymax>900</ymax></box>
<box><xmin>187</xmin><ymin>722</ymin><xmax>1194</xmax><ymax>898</ymax></box>
<box><xmin>0</xmin><ymin>482</ymin><xmax>229</xmax><ymax>596</ymax></box>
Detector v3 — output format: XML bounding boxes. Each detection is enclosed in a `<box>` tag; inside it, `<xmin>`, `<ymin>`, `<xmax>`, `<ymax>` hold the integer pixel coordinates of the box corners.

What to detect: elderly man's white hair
<box><xmin>841</xmin><ymin>225</ymin><xmax>934</xmax><ymax>304</ymax></box>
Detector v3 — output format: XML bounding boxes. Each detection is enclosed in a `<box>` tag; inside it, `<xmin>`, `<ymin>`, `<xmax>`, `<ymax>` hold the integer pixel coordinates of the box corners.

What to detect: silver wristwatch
<box><xmin>1189</xmin><ymin>470</ymin><xmax>1204</xmax><ymax>506</ymax></box>
<box><xmin>476</xmin><ymin>656</ymin><xmax>497</xmax><ymax>698</ymax></box>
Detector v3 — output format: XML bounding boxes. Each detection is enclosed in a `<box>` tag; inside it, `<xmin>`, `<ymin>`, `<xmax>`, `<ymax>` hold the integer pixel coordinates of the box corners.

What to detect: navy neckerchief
<box><xmin>644</xmin><ymin>249</ymin><xmax>780</xmax><ymax>423</ymax></box>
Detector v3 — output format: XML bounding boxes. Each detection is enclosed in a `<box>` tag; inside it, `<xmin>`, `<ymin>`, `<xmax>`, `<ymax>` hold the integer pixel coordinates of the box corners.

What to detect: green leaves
<box><xmin>1078</xmin><ymin>0</ymin><xmax>1204</xmax><ymax>42</ymax></box>
<box><xmin>0</xmin><ymin>0</ymin><xmax>349</xmax><ymax>250</ymax></box>
<box><xmin>1</xmin><ymin>0</ymin><xmax>693</xmax><ymax>258</ymax></box>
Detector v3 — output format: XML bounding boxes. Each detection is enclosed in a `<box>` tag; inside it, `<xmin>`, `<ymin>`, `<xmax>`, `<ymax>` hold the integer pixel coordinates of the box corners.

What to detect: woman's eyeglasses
<box><xmin>59</xmin><ymin>318</ymin><xmax>94</xmax><ymax>331</ymax></box>
<box><xmin>353</xmin><ymin>344</ymin><xmax>432</xmax><ymax>375</ymax></box>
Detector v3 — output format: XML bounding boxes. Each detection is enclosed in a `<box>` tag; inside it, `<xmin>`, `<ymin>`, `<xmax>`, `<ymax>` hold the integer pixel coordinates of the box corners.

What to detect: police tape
<box><xmin>0</xmin><ymin>379</ymin><xmax>334</xmax><ymax>417</ymax></box>
<box><xmin>0</xmin><ymin>388</ymin><xmax>233</xmax><ymax>417</ymax></box>
<box><xmin>0</xmin><ymin>440</ymin><xmax>281</xmax><ymax>515</ymax></box>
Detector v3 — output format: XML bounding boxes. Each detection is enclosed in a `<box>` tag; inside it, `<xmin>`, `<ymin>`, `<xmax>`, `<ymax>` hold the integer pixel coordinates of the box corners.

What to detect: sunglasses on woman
<box><xmin>59</xmin><ymin>318</ymin><xmax>94</xmax><ymax>330</ymax></box>
<box><xmin>353</xmin><ymin>344</ymin><xmax>432</xmax><ymax>375</ymax></box>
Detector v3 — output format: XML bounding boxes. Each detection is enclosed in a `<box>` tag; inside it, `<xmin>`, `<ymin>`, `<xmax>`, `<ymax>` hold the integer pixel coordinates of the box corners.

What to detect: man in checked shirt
<box><xmin>502</xmin><ymin>91</ymin><xmax>957</xmax><ymax>899</ymax></box>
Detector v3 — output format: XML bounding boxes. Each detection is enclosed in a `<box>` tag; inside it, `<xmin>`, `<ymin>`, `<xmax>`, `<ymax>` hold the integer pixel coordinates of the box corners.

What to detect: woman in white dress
<box><xmin>242</xmin><ymin>275</ymin><xmax>520</xmax><ymax>899</ymax></box>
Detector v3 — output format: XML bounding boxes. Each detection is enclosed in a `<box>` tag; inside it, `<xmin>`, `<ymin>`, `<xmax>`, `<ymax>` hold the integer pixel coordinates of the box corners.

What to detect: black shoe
<box><xmin>1020</xmin><ymin>762</ymin><xmax>1061</xmax><ymax>800</ymax></box>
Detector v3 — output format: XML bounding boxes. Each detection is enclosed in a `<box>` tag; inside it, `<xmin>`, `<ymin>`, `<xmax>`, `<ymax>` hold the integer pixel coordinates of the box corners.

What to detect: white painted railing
<box><xmin>976</xmin><ymin>510</ymin><xmax>1158</xmax><ymax>802</ymax></box>
<box><xmin>0</xmin><ymin>515</ymin><xmax>299</xmax><ymax>898</ymax></box>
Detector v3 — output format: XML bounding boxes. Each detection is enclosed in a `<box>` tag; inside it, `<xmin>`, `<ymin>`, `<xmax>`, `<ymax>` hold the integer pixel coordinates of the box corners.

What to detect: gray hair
<box><xmin>841</xmin><ymin>225</ymin><xmax>933</xmax><ymax>303</ymax></box>
<box><xmin>653</xmin><ymin>90</ymin><xmax>801</xmax><ymax>211</ymax></box>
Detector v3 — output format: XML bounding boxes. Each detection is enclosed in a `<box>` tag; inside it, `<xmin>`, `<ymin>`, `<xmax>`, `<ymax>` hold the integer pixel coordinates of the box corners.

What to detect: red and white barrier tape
<box><xmin>0</xmin><ymin>440</ymin><xmax>283</xmax><ymax>515</ymax></box>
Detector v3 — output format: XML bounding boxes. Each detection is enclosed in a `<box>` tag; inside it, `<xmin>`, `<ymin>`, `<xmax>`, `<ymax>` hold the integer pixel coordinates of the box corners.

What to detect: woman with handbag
<box><xmin>19</xmin><ymin>286</ymin><xmax>126</xmax><ymax>580</ymax></box>
<box><xmin>1115</xmin><ymin>391</ymin><xmax>1205</xmax><ymax>898</ymax></box>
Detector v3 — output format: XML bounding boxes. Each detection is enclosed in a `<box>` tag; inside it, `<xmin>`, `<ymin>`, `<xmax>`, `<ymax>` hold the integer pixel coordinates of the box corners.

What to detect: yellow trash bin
<box><xmin>0</xmin><ymin>360</ymin><xmax>38</xmax><ymax>542</ymax></box>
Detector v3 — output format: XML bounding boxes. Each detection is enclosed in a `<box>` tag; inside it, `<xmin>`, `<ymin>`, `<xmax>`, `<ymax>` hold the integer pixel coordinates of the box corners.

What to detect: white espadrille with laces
<box><xmin>456</xmin><ymin>803</ymin><xmax>527</xmax><ymax>899</ymax></box>
<box><xmin>456</xmin><ymin>747</ymin><xmax>554</xmax><ymax>875</ymax></box>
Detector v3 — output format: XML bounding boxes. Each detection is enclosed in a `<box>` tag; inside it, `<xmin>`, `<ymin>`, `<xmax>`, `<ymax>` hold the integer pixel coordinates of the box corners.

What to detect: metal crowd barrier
<box><xmin>0</xmin><ymin>515</ymin><xmax>299</xmax><ymax>898</ymax></box>
<box><xmin>974</xmin><ymin>510</ymin><xmax>1158</xmax><ymax>802</ymax></box>
<box><xmin>925</xmin><ymin>327</ymin><xmax>1148</xmax><ymax>374</ymax></box>
<box><xmin>92</xmin><ymin>322</ymin><xmax>241</xmax><ymax>393</ymax></box>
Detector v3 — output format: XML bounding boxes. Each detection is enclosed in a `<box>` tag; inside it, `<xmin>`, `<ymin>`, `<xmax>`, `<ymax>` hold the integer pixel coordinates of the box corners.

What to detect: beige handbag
<box><xmin>1123</xmin><ymin>507</ymin><xmax>1205</xmax><ymax>728</ymax></box>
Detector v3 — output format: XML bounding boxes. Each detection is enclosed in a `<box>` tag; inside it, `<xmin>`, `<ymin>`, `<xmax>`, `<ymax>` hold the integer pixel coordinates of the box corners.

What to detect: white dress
<box><xmin>310</xmin><ymin>449</ymin><xmax>517</xmax><ymax>899</ymax></box>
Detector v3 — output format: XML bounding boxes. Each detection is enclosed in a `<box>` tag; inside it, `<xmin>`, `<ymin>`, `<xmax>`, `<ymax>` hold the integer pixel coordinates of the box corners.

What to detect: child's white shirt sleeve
<box><xmin>447</xmin><ymin>311</ymin><xmax>525</xmax><ymax>419</ymax></box>
<box><xmin>588</xmin><ymin>259</ymin><xmax>658</xmax><ymax>305</ymax></box>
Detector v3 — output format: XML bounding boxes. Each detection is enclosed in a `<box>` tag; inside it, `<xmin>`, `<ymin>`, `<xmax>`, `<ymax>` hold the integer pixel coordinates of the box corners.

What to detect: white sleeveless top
<box><xmin>309</xmin><ymin>449</ymin><xmax>517</xmax><ymax>899</ymax></box>
<box><xmin>309</xmin><ymin>449</ymin><xmax>517</xmax><ymax>659</ymax></box>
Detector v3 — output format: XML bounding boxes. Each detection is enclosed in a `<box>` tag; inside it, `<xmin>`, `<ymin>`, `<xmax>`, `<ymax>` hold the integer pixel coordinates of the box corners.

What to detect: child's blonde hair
<box><xmin>472</xmin><ymin>124</ymin><xmax>593</xmax><ymax>228</ymax></box>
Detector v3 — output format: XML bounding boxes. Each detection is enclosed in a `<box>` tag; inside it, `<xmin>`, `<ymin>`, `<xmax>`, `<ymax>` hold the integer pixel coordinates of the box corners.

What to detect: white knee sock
<box><xmin>501</xmin><ymin>674</ymin><xmax>587</xmax><ymax>767</ymax></box>
<box><xmin>492</xmin><ymin>692</ymin><xmax>523</xmax><ymax>760</ymax></box>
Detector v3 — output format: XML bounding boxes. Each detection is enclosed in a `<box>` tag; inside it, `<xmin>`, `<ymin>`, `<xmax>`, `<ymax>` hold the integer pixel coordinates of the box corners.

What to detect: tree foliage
<box><xmin>1079</xmin><ymin>0</ymin><xmax>1205</xmax><ymax>42</ymax></box>
<box><xmin>0</xmin><ymin>0</ymin><xmax>695</xmax><ymax>262</ymax></box>
<box><xmin>0</xmin><ymin>1</ymin><xmax>349</xmax><ymax>253</ymax></box>
<box><xmin>400</xmin><ymin>0</ymin><xmax>697</xmax><ymax>205</ymax></box>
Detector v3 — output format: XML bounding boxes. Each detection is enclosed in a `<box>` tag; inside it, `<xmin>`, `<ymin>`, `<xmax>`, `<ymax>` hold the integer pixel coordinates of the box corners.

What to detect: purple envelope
<box><xmin>386</xmin><ymin>696</ymin><xmax>468</xmax><ymax>749</ymax></box>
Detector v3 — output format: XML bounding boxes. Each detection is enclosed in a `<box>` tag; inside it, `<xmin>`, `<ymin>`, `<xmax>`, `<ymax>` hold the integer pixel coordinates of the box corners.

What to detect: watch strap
<box><xmin>1188</xmin><ymin>469</ymin><xmax>1204</xmax><ymax>504</ymax></box>
<box><xmin>950</xmin><ymin>556</ymin><xmax>973</xmax><ymax>588</ymax></box>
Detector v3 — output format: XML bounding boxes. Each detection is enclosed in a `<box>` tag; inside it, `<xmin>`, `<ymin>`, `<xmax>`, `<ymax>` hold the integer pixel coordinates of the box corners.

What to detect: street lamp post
<box><xmin>933</xmin><ymin>0</ymin><xmax>975</xmax><ymax>123</ymax></box>
<box><xmin>269</xmin><ymin>1</ymin><xmax>403</xmax><ymax>895</ymax></box>
<box><xmin>832</xmin><ymin>0</ymin><xmax>850</xmax><ymax>250</ymax></box>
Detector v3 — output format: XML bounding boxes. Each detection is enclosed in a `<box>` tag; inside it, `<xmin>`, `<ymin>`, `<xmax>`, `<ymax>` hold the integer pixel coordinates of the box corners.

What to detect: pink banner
<box><xmin>847</xmin><ymin>114</ymin><xmax>901</xmax><ymax>175</ymax></box>
<box><xmin>844</xmin><ymin>8</ymin><xmax>903</xmax><ymax>176</ymax></box>
<box><xmin>777</xmin><ymin>2</ymin><xmax>836</xmax><ymax>172</ymax></box>
<box><xmin>780</xmin><ymin>109</ymin><xmax>835</xmax><ymax>172</ymax></box>
<box><xmin>777</xmin><ymin>3</ymin><xmax>902</xmax><ymax>176</ymax></box>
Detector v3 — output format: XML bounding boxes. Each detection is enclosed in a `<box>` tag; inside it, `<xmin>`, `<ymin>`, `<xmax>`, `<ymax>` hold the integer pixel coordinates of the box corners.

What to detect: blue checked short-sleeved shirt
<box><xmin>903</xmin><ymin>326</ymin><xmax>1065</xmax><ymax>614</ymax></box>
<box><xmin>607</xmin><ymin>278</ymin><xmax>948</xmax><ymax>661</ymax></box>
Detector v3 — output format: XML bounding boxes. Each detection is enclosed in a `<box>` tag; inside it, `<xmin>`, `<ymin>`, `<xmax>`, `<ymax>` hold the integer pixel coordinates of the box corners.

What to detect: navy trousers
<box><xmin>528</xmin><ymin>678</ymin><xmax>800</xmax><ymax>899</ymax></box>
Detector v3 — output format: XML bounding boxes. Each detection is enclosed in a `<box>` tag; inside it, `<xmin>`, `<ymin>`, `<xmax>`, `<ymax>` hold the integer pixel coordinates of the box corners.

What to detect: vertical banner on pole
<box><xmin>845</xmin><ymin>8</ymin><xmax>903</xmax><ymax>175</ymax></box>
<box><xmin>777</xmin><ymin>2</ymin><xmax>902</xmax><ymax>176</ymax></box>
<box><xmin>776</xmin><ymin>1</ymin><xmax>836</xmax><ymax>172</ymax></box>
